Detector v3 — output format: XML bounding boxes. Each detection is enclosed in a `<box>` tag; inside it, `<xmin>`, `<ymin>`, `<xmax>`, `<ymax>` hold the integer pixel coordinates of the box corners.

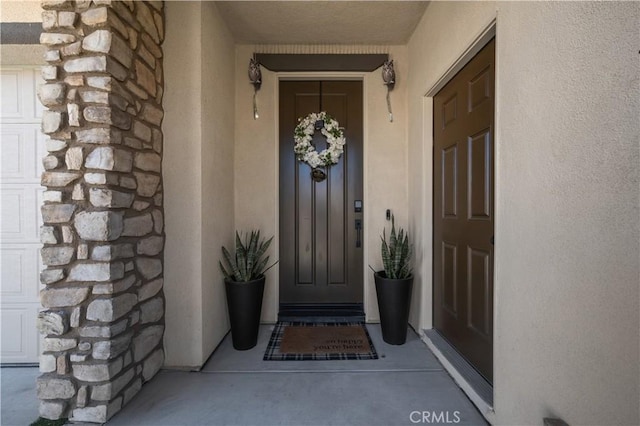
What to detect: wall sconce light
<box><xmin>248</xmin><ymin>56</ymin><xmax>262</xmax><ymax>119</ymax></box>
<box><xmin>382</xmin><ymin>59</ymin><xmax>395</xmax><ymax>122</ymax></box>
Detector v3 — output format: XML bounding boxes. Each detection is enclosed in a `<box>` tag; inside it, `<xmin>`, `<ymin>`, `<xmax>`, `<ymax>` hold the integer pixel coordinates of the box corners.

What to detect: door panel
<box><xmin>434</xmin><ymin>39</ymin><xmax>495</xmax><ymax>382</ymax></box>
<box><xmin>469</xmin><ymin>129</ymin><xmax>491</xmax><ymax>219</ymax></box>
<box><xmin>280</xmin><ymin>81</ymin><xmax>363</xmax><ymax>304</ymax></box>
<box><xmin>1</xmin><ymin>305</ymin><xmax>39</xmax><ymax>363</ymax></box>
<box><xmin>1</xmin><ymin>67</ymin><xmax>44</xmax><ymax>363</ymax></box>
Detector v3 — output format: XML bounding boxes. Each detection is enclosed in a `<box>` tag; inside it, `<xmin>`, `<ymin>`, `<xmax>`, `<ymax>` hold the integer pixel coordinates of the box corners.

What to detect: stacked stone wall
<box><xmin>37</xmin><ymin>0</ymin><xmax>165</xmax><ymax>422</ymax></box>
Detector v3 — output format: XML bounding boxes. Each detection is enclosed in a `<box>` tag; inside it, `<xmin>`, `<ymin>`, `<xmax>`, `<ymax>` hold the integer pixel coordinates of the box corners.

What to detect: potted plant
<box><xmin>220</xmin><ymin>230</ymin><xmax>277</xmax><ymax>350</ymax></box>
<box><xmin>372</xmin><ymin>216</ymin><xmax>413</xmax><ymax>345</ymax></box>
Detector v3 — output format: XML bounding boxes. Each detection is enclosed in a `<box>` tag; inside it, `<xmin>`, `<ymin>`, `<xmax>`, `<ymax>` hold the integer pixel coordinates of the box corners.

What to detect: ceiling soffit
<box><xmin>214</xmin><ymin>1</ymin><xmax>429</xmax><ymax>45</ymax></box>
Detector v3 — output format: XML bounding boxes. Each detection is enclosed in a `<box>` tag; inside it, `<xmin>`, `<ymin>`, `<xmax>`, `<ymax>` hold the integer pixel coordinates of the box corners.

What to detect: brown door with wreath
<box><xmin>279</xmin><ymin>81</ymin><xmax>363</xmax><ymax>305</ymax></box>
<box><xmin>433</xmin><ymin>39</ymin><xmax>495</xmax><ymax>382</ymax></box>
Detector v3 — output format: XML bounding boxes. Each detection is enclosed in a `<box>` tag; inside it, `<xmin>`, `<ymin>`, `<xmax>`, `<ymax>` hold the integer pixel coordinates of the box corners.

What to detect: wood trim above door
<box><xmin>258</xmin><ymin>54</ymin><xmax>388</xmax><ymax>72</ymax></box>
<box><xmin>0</xmin><ymin>23</ymin><xmax>41</xmax><ymax>45</ymax></box>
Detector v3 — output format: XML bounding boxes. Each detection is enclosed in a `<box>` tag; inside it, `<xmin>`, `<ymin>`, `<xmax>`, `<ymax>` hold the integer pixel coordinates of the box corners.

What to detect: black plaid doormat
<box><xmin>263</xmin><ymin>321</ymin><xmax>378</xmax><ymax>361</ymax></box>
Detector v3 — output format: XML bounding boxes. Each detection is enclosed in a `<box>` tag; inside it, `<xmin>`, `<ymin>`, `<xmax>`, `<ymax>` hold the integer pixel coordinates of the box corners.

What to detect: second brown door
<box><xmin>433</xmin><ymin>39</ymin><xmax>495</xmax><ymax>383</ymax></box>
<box><xmin>279</xmin><ymin>81</ymin><xmax>364</xmax><ymax>305</ymax></box>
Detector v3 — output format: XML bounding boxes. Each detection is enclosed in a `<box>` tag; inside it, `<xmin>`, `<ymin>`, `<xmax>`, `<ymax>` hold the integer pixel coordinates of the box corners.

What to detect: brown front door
<box><xmin>279</xmin><ymin>81</ymin><xmax>364</xmax><ymax>304</ymax></box>
<box><xmin>433</xmin><ymin>39</ymin><xmax>495</xmax><ymax>383</ymax></box>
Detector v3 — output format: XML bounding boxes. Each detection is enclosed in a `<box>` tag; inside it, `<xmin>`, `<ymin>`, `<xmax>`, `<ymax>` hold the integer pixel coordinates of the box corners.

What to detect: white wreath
<box><xmin>293</xmin><ymin>112</ymin><xmax>346</xmax><ymax>169</ymax></box>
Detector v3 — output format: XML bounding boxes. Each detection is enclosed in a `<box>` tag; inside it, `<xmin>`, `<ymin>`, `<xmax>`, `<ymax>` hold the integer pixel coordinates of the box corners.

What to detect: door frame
<box><xmin>272</xmin><ymin>72</ymin><xmax>371</xmax><ymax>319</ymax></box>
<box><xmin>418</xmin><ymin>18</ymin><xmax>498</xmax><ymax>420</ymax></box>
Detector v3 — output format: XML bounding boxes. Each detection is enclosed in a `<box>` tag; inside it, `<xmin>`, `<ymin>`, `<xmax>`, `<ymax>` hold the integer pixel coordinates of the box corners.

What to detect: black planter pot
<box><xmin>225</xmin><ymin>276</ymin><xmax>265</xmax><ymax>350</ymax></box>
<box><xmin>374</xmin><ymin>271</ymin><xmax>413</xmax><ymax>345</ymax></box>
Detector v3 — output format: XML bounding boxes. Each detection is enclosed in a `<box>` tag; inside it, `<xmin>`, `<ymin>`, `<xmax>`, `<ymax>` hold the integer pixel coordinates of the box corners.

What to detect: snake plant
<box><xmin>379</xmin><ymin>215</ymin><xmax>412</xmax><ymax>279</ymax></box>
<box><xmin>220</xmin><ymin>230</ymin><xmax>277</xmax><ymax>282</ymax></box>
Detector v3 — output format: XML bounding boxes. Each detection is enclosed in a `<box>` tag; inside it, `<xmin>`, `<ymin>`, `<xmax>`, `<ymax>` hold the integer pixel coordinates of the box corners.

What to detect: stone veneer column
<box><xmin>37</xmin><ymin>0</ymin><xmax>165</xmax><ymax>422</ymax></box>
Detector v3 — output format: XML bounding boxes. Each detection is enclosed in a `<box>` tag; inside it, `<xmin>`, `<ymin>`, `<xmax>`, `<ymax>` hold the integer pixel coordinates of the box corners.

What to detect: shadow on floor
<box><xmin>1</xmin><ymin>325</ymin><xmax>487</xmax><ymax>426</ymax></box>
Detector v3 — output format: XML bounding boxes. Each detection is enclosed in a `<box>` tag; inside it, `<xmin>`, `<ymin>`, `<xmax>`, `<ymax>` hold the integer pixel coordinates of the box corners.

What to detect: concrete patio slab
<box><xmin>0</xmin><ymin>325</ymin><xmax>487</xmax><ymax>426</ymax></box>
<box><xmin>108</xmin><ymin>370</ymin><xmax>486</xmax><ymax>426</ymax></box>
<box><xmin>110</xmin><ymin>325</ymin><xmax>486</xmax><ymax>425</ymax></box>
<box><xmin>1</xmin><ymin>366</ymin><xmax>40</xmax><ymax>426</ymax></box>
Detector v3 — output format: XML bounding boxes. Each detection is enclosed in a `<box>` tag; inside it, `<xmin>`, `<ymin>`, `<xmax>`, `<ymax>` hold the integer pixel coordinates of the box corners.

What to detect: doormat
<box><xmin>263</xmin><ymin>322</ymin><xmax>378</xmax><ymax>361</ymax></box>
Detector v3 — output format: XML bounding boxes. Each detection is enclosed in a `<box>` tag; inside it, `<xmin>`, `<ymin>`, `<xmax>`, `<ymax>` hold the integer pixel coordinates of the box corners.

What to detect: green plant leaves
<box><xmin>379</xmin><ymin>215</ymin><xmax>412</xmax><ymax>279</ymax></box>
<box><xmin>220</xmin><ymin>230</ymin><xmax>278</xmax><ymax>282</ymax></box>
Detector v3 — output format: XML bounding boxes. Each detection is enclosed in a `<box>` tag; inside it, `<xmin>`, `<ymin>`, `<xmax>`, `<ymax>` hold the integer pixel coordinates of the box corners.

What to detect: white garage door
<box><xmin>1</xmin><ymin>67</ymin><xmax>45</xmax><ymax>364</ymax></box>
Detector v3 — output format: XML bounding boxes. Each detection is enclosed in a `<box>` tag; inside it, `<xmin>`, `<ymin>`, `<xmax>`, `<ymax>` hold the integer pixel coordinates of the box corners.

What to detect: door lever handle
<box><xmin>355</xmin><ymin>219</ymin><xmax>362</xmax><ymax>248</ymax></box>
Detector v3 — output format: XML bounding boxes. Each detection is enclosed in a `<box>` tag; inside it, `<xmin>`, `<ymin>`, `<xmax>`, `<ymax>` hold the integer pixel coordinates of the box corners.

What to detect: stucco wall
<box><xmin>0</xmin><ymin>45</ymin><xmax>43</xmax><ymax>65</ymax></box>
<box><xmin>233</xmin><ymin>45</ymin><xmax>279</xmax><ymax>321</ymax></box>
<box><xmin>364</xmin><ymin>47</ymin><xmax>408</xmax><ymax>322</ymax></box>
<box><xmin>408</xmin><ymin>1</ymin><xmax>639</xmax><ymax>424</ymax></box>
<box><xmin>200</xmin><ymin>1</ymin><xmax>235</xmax><ymax>362</ymax></box>
<box><xmin>234</xmin><ymin>45</ymin><xmax>408</xmax><ymax>323</ymax></box>
<box><xmin>0</xmin><ymin>0</ymin><xmax>43</xmax><ymax>65</ymax></box>
<box><xmin>163</xmin><ymin>1</ymin><xmax>234</xmax><ymax>368</ymax></box>
<box><xmin>1</xmin><ymin>0</ymin><xmax>42</xmax><ymax>22</ymax></box>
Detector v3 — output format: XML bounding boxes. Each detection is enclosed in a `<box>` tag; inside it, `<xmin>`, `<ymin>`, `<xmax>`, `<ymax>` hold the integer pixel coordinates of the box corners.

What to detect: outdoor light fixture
<box><xmin>248</xmin><ymin>56</ymin><xmax>262</xmax><ymax>119</ymax></box>
<box><xmin>382</xmin><ymin>59</ymin><xmax>396</xmax><ymax>122</ymax></box>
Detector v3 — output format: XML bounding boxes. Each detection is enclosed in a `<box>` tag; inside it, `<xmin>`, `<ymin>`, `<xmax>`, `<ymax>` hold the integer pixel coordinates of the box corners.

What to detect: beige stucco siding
<box><xmin>233</xmin><ymin>45</ymin><xmax>279</xmax><ymax>321</ymax></box>
<box><xmin>163</xmin><ymin>0</ymin><xmax>204</xmax><ymax>368</ymax></box>
<box><xmin>408</xmin><ymin>1</ymin><xmax>639</xmax><ymax>424</ymax></box>
<box><xmin>163</xmin><ymin>1</ymin><xmax>235</xmax><ymax>368</ymax></box>
<box><xmin>1</xmin><ymin>0</ymin><xmax>41</xmax><ymax>22</ymax></box>
<box><xmin>200</xmin><ymin>0</ymin><xmax>236</xmax><ymax>363</ymax></box>
<box><xmin>0</xmin><ymin>45</ymin><xmax>43</xmax><ymax>65</ymax></box>
<box><xmin>494</xmin><ymin>2</ymin><xmax>639</xmax><ymax>423</ymax></box>
<box><xmin>362</xmin><ymin>47</ymin><xmax>409</xmax><ymax>322</ymax></box>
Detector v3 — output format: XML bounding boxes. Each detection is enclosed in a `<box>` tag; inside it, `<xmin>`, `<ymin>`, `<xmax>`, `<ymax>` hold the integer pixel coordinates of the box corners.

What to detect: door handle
<box><xmin>490</xmin><ymin>236</ymin><xmax>494</xmax><ymax>245</ymax></box>
<box><xmin>355</xmin><ymin>219</ymin><xmax>362</xmax><ymax>248</ymax></box>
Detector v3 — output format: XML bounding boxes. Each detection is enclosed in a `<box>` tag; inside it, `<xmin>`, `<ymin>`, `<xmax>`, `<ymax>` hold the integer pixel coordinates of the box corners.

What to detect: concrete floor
<box><xmin>1</xmin><ymin>325</ymin><xmax>487</xmax><ymax>426</ymax></box>
<box><xmin>1</xmin><ymin>366</ymin><xmax>40</xmax><ymax>426</ymax></box>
